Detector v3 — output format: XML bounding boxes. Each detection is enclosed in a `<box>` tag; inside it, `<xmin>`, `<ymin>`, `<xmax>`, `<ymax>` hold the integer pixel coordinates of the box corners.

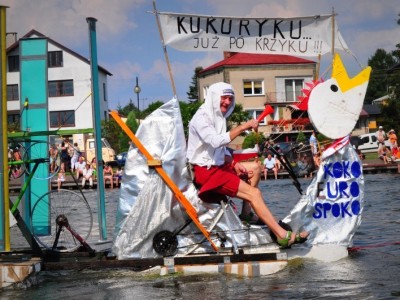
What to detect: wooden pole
<box><xmin>331</xmin><ymin>7</ymin><xmax>335</xmax><ymax>63</ymax></box>
<box><xmin>315</xmin><ymin>54</ymin><xmax>321</xmax><ymax>80</ymax></box>
<box><xmin>153</xmin><ymin>1</ymin><xmax>177</xmax><ymax>97</ymax></box>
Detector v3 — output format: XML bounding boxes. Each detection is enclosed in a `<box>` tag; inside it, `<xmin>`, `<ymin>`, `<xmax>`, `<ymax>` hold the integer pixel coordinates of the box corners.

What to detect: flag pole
<box><xmin>152</xmin><ymin>1</ymin><xmax>177</xmax><ymax>97</ymax></box>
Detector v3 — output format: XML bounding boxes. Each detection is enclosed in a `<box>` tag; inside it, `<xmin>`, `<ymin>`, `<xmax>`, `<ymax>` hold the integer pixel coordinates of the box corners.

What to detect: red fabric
<box><xmin>193</xmin><ymin>164</ymin><xmax>240</xmax><ymax>203</ymax></box>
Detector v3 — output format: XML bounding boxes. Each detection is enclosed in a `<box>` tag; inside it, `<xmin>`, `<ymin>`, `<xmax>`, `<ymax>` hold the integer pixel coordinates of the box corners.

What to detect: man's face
<box><xmin>220</xmin><ymin>95</ymin><xmax>233</xmax><ymax>115</ymax></box>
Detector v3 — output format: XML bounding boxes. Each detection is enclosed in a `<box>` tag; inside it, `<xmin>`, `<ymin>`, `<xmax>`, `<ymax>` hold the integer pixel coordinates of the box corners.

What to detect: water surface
<box><xmin>4</xmin><ymin>173</ymin><xmax>400</xmax><ymax>299</ymax></box>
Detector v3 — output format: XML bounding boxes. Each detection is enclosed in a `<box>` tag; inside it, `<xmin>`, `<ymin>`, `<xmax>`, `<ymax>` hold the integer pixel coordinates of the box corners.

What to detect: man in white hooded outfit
<box><xmin>186</xmin><ymin>82</ymin><xmax>308</xmax><ymax>248</ymax></box>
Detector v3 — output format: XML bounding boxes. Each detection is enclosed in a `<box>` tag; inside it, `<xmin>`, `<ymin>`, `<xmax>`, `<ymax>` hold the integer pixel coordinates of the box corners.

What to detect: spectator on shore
<box><xmin>375</xmin><ymin>126</ymin><xmax>387</xmax><ymax>155</ymax></box>
<box><xmin>56</xmin><ymin>169</ymin><xmax>65</xmax><ymax>191</ymax></box>
<box><xmin>75</xmin><ymin>156</ymin><xmax>86</xmax><ymax>179</ymax></box>
<box><xmin>309</xmin><ymin>130</ymin><xmax>320</xmax><ymax>168</ymax></box>
<box><xmin>82</xmin><ymin>163</ymin><xmax>94</xmax><ymax>189</ymax></box>
<box><xmin>378</xmin><ymin>145</ymin><xmax>391</xmax><ymax>164</ymax></box>
<box><xmin>70</xmin><ymin>142</ymin><xmax>81</xmax><ymax>172</ymax></box>
<box><xmin>355</xmin><ymin>146</ymin><xmax>365</xmax><ymax>161</ymax></box>
<box><xmin>114</xmin><ymin>166</ymin><xmax>123</xmax><ymax>187</ymax></box>
<box><xmin>263</xmin><ymin>153</ymin><xmax>278</xmax><ymax>180</ymax></box>
<box><xmin>49</xmin><ymin>144</ymin><xmax>59</xmax><ymax>173</ymax></box>
<box><xmin>296</xmin><ymin>155</ymin><xmax>311</xmax><ymax>178</ymax></box>
<box><xmin>388</xmin><ymin>129</ymin><xmax>397</xmax><ymax>148</ymax></box>
<box><xmin>103</xmin><ymin>163</ymin><xmax>114</xmax><ymax>189</ymax></box>
<box><xmin>91</xmin><ymin>157</ymin><xmax>97</xmax><ymax>179</ymax></box>
<box><xmin>60</xmin><ymin>141</ymin><xmax>70</xmax><ymax>172</ymax></box>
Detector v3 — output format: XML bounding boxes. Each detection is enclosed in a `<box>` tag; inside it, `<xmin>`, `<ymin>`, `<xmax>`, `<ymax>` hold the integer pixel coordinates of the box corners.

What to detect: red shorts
<box><xmin>193</xmin><ymin>164</ymin><xmax>240</xmax><ymax>203</ymax></box>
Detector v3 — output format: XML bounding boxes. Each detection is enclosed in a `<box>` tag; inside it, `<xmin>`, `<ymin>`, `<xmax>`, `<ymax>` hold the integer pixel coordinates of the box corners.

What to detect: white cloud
<box><xmin>4</xmin><ymin>0</ymin><xmax>144</xmax><ymax>47</ymax></box>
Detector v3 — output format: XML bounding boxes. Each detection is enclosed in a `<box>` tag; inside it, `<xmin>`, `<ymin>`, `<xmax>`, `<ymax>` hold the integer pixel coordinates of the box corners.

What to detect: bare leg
<box><xmin>239</xmin><ymin>161</ymin><xmax>261</xmax><ymax>217</ymax></box>
<box><xmin>236</xmin><ymin>180</ymin><xmax>308</xmax><ymax>242</ymax></box>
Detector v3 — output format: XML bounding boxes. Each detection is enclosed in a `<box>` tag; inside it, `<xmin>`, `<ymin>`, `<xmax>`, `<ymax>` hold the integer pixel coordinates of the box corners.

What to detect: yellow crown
<box><xmin>331</xmin><ymin>53</ymin><xmax>371</xmax><ymax>93</ymax></box>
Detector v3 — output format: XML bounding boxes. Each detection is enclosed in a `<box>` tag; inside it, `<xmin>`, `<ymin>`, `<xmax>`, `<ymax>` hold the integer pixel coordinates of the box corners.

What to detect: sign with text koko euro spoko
<box><xmin>158</xmin><ymin>13</ymin><xmax>348</xmax><ymax>56</ymax></box>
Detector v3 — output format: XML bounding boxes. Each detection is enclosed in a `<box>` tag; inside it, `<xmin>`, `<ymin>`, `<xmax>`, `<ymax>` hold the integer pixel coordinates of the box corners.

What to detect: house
<box><xmin>6</xmin><ymin>29</ymin><xmax>112</xmax><ymax>132</ymax></box>
<box><xmin>197</xmin><ymin>52</ymin><xmax>317</xmax><ymax>148</ymax></box>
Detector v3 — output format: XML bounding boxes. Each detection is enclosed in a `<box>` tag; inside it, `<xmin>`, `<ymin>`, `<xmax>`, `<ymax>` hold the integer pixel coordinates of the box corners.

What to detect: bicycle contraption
<box><xmin>9</xmin><ymin>139</ymin><xmax>95</xmax><ymax>256</ymax></box>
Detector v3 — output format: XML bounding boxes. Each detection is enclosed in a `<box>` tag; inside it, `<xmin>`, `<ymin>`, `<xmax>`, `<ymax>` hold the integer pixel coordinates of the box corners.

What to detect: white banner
<box><xmin>158</xmin><ymin>13</ymin><xmax>349</xmax><ymax>56</ymax></box>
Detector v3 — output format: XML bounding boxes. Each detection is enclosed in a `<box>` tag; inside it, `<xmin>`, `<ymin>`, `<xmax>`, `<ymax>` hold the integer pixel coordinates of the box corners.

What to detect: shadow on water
<box><xmin>3</xmin><ymin>174</ymin><xmax>400</xmax><ymax>299</ymax></box>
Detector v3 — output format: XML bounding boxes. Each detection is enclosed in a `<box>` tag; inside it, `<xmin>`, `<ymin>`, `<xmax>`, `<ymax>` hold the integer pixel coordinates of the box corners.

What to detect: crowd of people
<box><xmin>375</xmin><ymin>126</ymin><xmax>398</xmax><ymax>163</ymax></box>
<box><xmin>51</xmin><ymin>139</ymin><xmax>124</xmax><ymax>191</ymax></box>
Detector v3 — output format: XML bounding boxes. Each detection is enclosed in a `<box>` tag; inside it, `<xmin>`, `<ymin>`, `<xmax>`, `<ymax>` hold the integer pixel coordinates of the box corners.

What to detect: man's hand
<box><xmin>244</xmin><ymin>119</ymin><xmax>259</xmax><ymax>131</ymax></box>
<box><xmin>234</xmin><ymin>161</ymin><xmax>248</xmax><ymax>175</ymax></box>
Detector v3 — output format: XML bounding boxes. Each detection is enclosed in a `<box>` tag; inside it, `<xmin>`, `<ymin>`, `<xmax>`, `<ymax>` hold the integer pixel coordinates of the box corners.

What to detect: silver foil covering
<box><xmin>283</xmin><ymin>138</ymin><xmax>364</xmax><ymax>247</ymax></box>
<box><xmin>112</xmin><ymin>99</ymin><xmax>363</xmax><ymax>259</ymax></box>
<box><xmin>112</xmin><ymin>99</ymin><xmax>275</xmax><ymax>259</ymax></box>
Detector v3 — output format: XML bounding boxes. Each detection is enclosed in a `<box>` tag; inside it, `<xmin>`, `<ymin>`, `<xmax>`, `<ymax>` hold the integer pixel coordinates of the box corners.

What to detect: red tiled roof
<box><xmin>200</xmin><ymin>52</ymin><xmax>315</xmax><ymax>73</ymax></box>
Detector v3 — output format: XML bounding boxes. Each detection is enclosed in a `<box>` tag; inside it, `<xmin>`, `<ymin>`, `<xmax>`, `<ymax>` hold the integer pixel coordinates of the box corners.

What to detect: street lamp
<box><xmin>134</xmin><ymin>76</ymin><xmax>141</xmax><ymax>121</ymax></box>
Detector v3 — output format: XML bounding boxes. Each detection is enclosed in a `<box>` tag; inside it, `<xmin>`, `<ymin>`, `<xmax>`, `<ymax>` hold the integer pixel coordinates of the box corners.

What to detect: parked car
<box><xmin>352</xmin><ymin>133</ymin><xmax>391</xmax><ymax>153</ymax></box>
<box><xmin>116</xmin><ymin>152</ymin><xmax>127</xmax><ymax>166</ymax></box>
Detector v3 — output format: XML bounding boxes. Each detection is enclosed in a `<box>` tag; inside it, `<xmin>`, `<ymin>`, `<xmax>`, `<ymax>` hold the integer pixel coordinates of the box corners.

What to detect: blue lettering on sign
<box><xmin>324</xmin><ymin>161</ymin><xmax>361</xmax><ymax>180</ymax></box>
<box><xmin>313</xmin><ymin>200</ymin><xmax>360</xmax><ymax>219</ymax></box>
<box><xmin>323</xmin><ymin>160</ymin><xmax>362</xmax><ymax>200</ymax></box>
<box><xmin>315</xmin><ymin>159</ymin><xmax>362</xmax><ymax>220</ymax></box>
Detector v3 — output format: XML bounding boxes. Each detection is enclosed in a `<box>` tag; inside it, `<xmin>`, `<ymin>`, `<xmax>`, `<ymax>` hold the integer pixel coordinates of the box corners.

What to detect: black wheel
<box><xmin>30</xmin><ymin>189</ymin><xmax>93</xmax><ymax>252</ymax></box>
<box><xmin>153</xmin><ymin>230</ymin><xmax>178</xmax><ymax>256</ymax></box>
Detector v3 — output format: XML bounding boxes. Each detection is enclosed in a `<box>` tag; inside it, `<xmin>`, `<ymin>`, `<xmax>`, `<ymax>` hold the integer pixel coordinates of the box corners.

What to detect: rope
<box><xmin>56</xmin><ymin>92</ymin><xmax>92</xmax><ymax>132</ymax></box>
<box><xmin>348</xmin><ymin>241</ymin><xmax>400</xmax><ymax>252</ymax></box>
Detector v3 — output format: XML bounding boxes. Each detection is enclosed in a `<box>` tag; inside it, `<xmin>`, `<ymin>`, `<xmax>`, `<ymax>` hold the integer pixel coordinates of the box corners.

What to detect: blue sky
<box><xmin>4</xmin><ymin>0</ymin><xmax>400</xmax><ymax>110</ymax></box>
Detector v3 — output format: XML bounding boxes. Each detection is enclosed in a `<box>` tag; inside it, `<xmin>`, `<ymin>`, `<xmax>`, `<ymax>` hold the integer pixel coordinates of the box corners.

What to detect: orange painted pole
<box><xmin>110</xmin><ymin>111</ymin><xmax>218</xmax><ymax>251</ymax></box>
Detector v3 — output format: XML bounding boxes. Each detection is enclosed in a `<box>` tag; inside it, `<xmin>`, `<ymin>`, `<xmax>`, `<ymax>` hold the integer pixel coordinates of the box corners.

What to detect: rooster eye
<box><xmin>330</xmin><ymin>84</ymin><xmax>338</xmax><ymax>92</ymax></box>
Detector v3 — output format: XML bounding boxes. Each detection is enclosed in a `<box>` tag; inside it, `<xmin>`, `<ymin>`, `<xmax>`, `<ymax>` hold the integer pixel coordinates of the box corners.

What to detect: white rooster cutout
<box><xmin>308</xmin><ymin>54</ymin><xmax>371</xmax><ymax>139</ymax></box>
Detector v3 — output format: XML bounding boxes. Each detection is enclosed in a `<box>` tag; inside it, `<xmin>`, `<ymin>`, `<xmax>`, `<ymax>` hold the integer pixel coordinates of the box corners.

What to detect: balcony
<box><xmin>264</xmin><ymin>92</ymin><xmax>301</xmax><ymax>105</ymax></box>
<box><xmin>259</xmin><ymin>118</ymin><xmax>313</xmax><ymax>135</ymax></box>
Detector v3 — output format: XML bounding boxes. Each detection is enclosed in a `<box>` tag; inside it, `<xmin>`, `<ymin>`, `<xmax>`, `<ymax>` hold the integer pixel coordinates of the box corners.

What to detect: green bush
<box><xmin>242</xmin><ymin>132</ymin><xmax>266</xmax><ymax>149</ymax></box>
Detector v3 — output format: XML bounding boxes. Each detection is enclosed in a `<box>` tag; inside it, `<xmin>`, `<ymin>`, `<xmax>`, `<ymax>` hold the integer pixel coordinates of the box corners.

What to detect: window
<box><xmin>8</xmin><ymin>113</ymin><xmax>20</xmax><ymax>124</ymax></box>
<box><xmin>7</xmin><ymin>113</ymin><xmax>20</xmax><ymax>131</ymax></box>
<box><xmin>49</xmin><ymin>110</ymin><xmax>75</xmax><ymax>127</ymax></box>
<box><xmin>285</xmin><ymin>79</ymin><xmax>304</xmax><ymax>102</ymax></box>
<box><xmin>48</xmin><ymin>80</ymin><xmax>74</xmax><ymax>97</ymax></box>
<box><xmin>8</xmin><ymin>55</ymin><xmax>19</xmax><ymax>72</ymax></box>
<box><xmin>48</xmin><ymin>51</ymin><xmax>63</xmax><ymax>67</ymax></box>
<box><xmin>203</xmin><ymin>86</ymin><xmax>209</xmax><ymax>100</ymax></box>
<box><xmin>243</xmin><ymin>80</ymin><xmax>263</xmax><ymax>96</ymax></box>
<box><xmin>247</xmin><ymin>110</ymin><xmax>267</xmax><ymax>125</ymax></box>
<box><xmin>103</xmin><ymin>83</ymin><xmax>107</xmax><ymax>101</ymax></box>
<box><xmin>7</xmin><ymin>84</ymin><xmax>19</xmax><ymax>101</ymax></box>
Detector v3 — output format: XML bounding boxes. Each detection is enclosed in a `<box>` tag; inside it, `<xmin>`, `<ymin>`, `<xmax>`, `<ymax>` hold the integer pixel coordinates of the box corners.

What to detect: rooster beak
<box><xmin>331</xmin><ymin>53</ymin><xmax>371</xmax><ymax>93</ymax></box>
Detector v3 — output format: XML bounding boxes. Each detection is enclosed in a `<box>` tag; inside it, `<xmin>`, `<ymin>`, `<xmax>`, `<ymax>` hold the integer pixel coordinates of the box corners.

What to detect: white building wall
<box><xmin>7</xmin><ymin>35</ymin><xmax>110</xmax><ymax>131</ymax></box>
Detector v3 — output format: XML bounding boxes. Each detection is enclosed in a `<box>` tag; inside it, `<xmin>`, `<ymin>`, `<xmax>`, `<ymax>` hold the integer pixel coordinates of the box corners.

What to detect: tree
<box><xmin>118</xmin><ymin>101</ymin><xmax>138</xmax><ymax>117</ymax></box>
<box><xmin>242</xmin><ymin>132</ymin><xmax>266</xmax><ymax>149</ymax></box>
<box><xmin>296</xmin><ymin>131</ymin><xmax>306</xmax><ymax>143</ymax></box>
<box><xmin>179</xmin><ymin>101</ymin><xmax>202</xmax><ymax>137</ymax></box>
<box><xmin>228</xmin><ymin>103</ymin><xmax>251</xmax><ymax>129</ymax></box>
<box><xmin>119</xmin><ymin>111</ymin><xmax>139</xmax><ymax>152</ymax></box>
<box><xmin>141</xmin><ymin>101</ymin><xmax>164</xmax><ymax>119</ymax></box>
<box><xmin>102</xmin><ymin>110</ymin><xmax>139</xmax><ymax>154</ymax></box>
<box><xmin>101</xmin><ymin>118</ymin><xmax>124</xmax><ymax>154</ymax></box>
<box><xmin>365</xmin><ymin>49</ymin><xmax>396</xmax><ymax>103</ymax></box>
<box><xmin>377</xmin><ymin>98</ymin><xmax>400</xmax><ymax>134</ymax></box>
<box><xmin>187</xmin><ymin>67</ymin><xmax>203</xmax><ymax>102</ymax></box>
